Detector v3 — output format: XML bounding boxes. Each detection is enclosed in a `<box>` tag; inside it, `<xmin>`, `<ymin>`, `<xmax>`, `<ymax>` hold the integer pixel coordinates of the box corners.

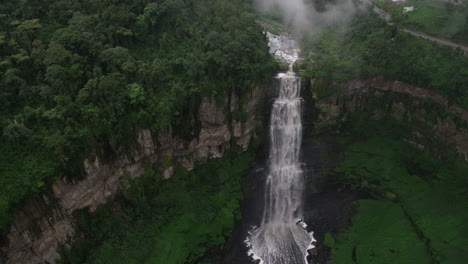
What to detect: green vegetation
<box><xmin>0</xmin><ymin>139</ymin><xmax>61</xmax><ymax>229</ymax></box>
<box><xmin>326</xmin><ymin>200</ymin><xmax>432</xmax><ymax>264</ymax></box>
<box><xmin>59</xmin><ymin>150</ymin><xmax>254</xmax><ymax>264</ymax></box>
<box><xmin>0</xmin><ymin>0</ymin><xmax>276</xmax><ymax>232</ymax></box>
<box><xmin>256</xmin><ymin>16</ymin><xmax>287</xmax><ymax>36</ymax></box>
<box><xmin>286</xmin><ymin>2</ymin><xmax>467</xmax><ymax>263</ymax></box>
<box><xmin>328</xmin><ymin>137</ymin><xmax>468</xmax><ymax>263</ymax></box>
<box><xmin>314</xmin><ymin>82</ymin><xmax>468</xmax><ymax>263</ymax></box>
<box><xmin>299</xmin><ymin>11</ymin><xmax>468</xmax><ymax>107</ymax></box>
<box><xmin>1</xmin><ymin>1</ymin><xmax>466</xmax><ymax>264</ymax></box>
<box><xmin>372</xmin><ymin>0</ymin><xmax>468</xmax><ymax>44</ymax></box>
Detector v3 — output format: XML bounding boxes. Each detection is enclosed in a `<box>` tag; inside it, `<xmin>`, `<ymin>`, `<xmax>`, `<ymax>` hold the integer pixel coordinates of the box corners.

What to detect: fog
<box><xmin>255</xmin><ymin>0</ymin><xmax>364</xmax><ymax>35</ymax></box>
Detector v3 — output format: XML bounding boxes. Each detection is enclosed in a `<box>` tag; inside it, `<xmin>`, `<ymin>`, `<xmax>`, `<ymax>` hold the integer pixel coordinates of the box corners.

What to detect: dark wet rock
<box><xmin>308</xmin><ymin>247</ymin><xmax>318</xmax><ymax>256</ymax></box>
<box><xmin>223</xmin><ymin>134</ymin><xmax>368</xmax><ymax>264</ymax></box>
<box><xmin>385</xmin><ymin>191</ymin><xmax>397</xmax><ymax>200</ymax></box>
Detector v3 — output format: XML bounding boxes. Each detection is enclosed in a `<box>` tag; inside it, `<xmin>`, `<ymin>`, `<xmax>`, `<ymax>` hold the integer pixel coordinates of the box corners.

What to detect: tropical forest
<box><xmin>0</xmin><ymin>0</ymin><xmax>467</xmax><ymax>263</ymax></box>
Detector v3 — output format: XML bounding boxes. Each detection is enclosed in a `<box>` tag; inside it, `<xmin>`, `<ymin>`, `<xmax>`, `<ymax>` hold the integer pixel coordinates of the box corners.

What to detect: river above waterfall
<box><xmin>266</xmin><ymin>32</ymin><xmax>300</xmax><ymax>65</ymax></box>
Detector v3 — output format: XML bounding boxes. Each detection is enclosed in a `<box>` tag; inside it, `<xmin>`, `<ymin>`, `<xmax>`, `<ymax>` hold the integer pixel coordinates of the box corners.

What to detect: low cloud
<box><xmin>255</xmin><ymin>0</ymin><xmax>365</xmax><ymax>35</ymax></box>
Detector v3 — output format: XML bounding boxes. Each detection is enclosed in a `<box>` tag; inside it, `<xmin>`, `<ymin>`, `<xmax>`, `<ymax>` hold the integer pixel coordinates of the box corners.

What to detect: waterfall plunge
<box><xmin>246</xmin><ymin>34</ymin><xmax>315</xmax><ymax>263</ymax></box>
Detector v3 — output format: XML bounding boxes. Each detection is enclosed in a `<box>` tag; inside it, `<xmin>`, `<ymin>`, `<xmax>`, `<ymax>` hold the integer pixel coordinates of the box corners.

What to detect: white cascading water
<box><xmin>245</xmin><ymin>33</ymin><xmax>315</xmax><ymax>264</ymax></box>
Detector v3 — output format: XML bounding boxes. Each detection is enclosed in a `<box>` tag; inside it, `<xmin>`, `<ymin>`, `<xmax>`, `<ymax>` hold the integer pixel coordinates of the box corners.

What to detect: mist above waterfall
<box><xmin>255</xmin><ymin>0</ymin><xmax>363</xmax><ymax>34</ymax></box>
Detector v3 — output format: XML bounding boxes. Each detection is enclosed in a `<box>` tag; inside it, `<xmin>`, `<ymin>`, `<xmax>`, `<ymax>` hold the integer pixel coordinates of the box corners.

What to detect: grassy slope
<box><xmin>326</xmin><ymin>200</ymin><xmax>432</xmax><ymax>264</ymax></box>
<box><xmin>330</xmin><ymin>137</ymin><xmax>468</xmax><ymax>264</ymax></box>
<box><xmin>303</xmin><ymin>2</ymin><xmax>468</xmax><ymax>263</ymax></box>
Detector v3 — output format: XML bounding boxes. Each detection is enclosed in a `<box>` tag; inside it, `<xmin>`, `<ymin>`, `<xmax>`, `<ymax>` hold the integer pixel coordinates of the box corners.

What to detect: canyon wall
<box><xmin>0</xmin><ymin>86</ymin><xmax>267</xmax><ymax>264</ymax></box>
<box><xmin>311</xmin><ymin>76</ymin><xmax>468</xmax><ymax>160</ymax></box>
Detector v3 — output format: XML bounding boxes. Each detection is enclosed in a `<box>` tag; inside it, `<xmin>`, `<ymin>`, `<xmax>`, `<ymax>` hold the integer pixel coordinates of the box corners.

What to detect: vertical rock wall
<box><xmin>312</xmin><ymin>77</ymin><xmax>468</xmax><ymax>160</ymax></box>
<box><xmin>0</xmin><ymin>86</ymin><xmax>267</xmax><ymax>264</ymax></box>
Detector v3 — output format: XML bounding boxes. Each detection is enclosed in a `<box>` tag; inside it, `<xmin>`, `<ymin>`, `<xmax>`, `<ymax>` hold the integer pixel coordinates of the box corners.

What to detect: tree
<box><xmin>3</xmin><ymin>119</ymin><xmax>32</xmax><ymax>141</ymax></box>
<box><xmin>100</xmin><ymin>46</ymin><xmax>133</xmax><ymax>72</ymax></box>
<box><xmin>44</xmin><ymin>42</ymin><xmax>72</xmax><ymax>65</ymax></box>
<box><xmin>14</xmin><ymin>19</ymin><xmax>41</xmax><ymax>55</ymax></box>
<box><xmin>128</xmin><ymin>83</ymin><xmax>145</xmax><ymax>106</ymax></box>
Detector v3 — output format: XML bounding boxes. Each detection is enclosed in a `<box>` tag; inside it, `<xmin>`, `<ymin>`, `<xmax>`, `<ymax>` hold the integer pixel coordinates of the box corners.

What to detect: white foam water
<box><xmin>246</xmin><ymin>33</ymin><xmax>315</xmax><ymax>263</ymax></box>
<box><xmin>266</xmin><ymin>32</ymin><xmax>300</xmax><ymax>64</ymax></box>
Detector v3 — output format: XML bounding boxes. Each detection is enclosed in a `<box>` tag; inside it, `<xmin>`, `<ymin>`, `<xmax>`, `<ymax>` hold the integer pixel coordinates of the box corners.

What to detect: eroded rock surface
<box><xmin>314</xmin><ymin>76</ymin><xmax>468</xmax><ymax>160</ymax></box>
<box><xmin>1</xmin><ymin>87</ymin><xmax>266</xmax><ymax>264</ymax></box>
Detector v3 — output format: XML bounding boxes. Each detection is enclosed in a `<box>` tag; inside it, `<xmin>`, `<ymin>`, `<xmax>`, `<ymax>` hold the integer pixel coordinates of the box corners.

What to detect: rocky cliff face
<box><xmin>313</xmin><ymin>76</ymin><xmax>468</xmax><ymax>160</ymax></box>
<box><xmin>0</xmin><ymin>86</ymin><xmax>266</xmax><ymax>264</ymax></box>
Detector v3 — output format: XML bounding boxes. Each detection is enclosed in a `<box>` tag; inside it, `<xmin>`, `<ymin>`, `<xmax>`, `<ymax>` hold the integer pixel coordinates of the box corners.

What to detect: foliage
<box><xmin>306</xmin><ymin>7</ymin><xmax>468</xmax><ymax>262</ymax></box>
<box><xmin>0</xmin><ymin>138</ymin><xmax>61</xmax><ymax>231</ymax></box>
<box><xmin>0</xmin><ymin>0</ymin><xmax>276</xmax><ymax>232</ymax></box>
<box><xmin>329</xmin><ymin>200</ymin><xmax>432</xmax><ymax>264</ymax></box>
<box><xmin>300</xmin><ymin>11</ymin><xmax>468</xmax><ymax>107</ymax></box>
<box><xmin>333</xmin><ymin>137</ymin><xmax>468</xmax><ymax>263</ymax></box>
<box><xmin>372</xmin><ymin>0</ymin><xmax>468</xmax><ymax>44</ymax></box>
<box><xmin>59</xmin><ymin>151</ymin><xmax>254</xmax><ymax>264</ymax></box>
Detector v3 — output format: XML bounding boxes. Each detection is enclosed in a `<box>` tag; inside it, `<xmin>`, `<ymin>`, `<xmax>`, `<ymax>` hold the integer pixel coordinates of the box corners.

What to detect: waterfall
<box><xmin>245</xmin><ymin>33</ymin><xmax>315</xmax><ymax>263</ymax></box>
<box><xmin>263</xmin><ymin>70</ymin><xmax>303</xmax><ymax>224</ymax></box>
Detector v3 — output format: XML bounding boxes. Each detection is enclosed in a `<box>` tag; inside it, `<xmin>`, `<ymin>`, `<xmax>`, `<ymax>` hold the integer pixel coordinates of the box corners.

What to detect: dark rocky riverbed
<box><xmin>222</xmin><ymin>136</ymin><xmax>371</xmax><ymax>264</ymax></box>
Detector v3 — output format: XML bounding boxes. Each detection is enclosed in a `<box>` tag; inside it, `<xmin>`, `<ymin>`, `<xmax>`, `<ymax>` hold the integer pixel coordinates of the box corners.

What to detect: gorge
<box><xmin>0</xmin><ymin>1</ymin><xmax>467</xmax><ymax>264</ymax></box>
